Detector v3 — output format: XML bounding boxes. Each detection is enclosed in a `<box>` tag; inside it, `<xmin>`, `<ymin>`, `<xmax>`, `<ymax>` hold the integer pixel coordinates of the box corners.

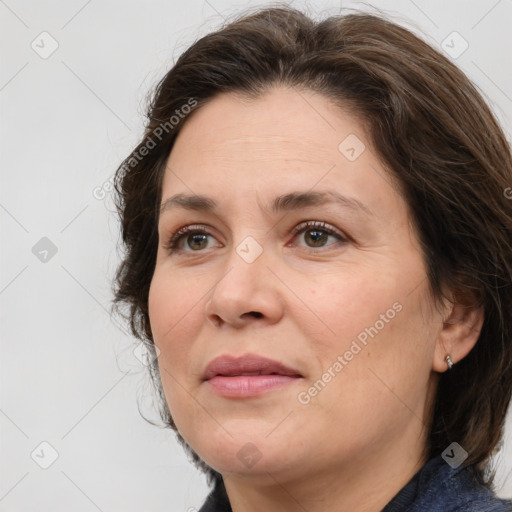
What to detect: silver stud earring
<box><xmin>445</xmin><ymin>354</ymin><xmax>454</xmax><ymax>369</ymax></box>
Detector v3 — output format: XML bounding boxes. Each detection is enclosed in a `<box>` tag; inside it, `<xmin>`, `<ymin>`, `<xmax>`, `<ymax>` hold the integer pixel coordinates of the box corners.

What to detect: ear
<box><xmin>432</xmin><ymin>289</ymin><xmax>484</xmax><ymax>373</ymax></box>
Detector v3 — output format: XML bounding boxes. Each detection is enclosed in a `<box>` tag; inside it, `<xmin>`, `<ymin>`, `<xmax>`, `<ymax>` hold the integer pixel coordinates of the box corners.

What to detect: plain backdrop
<box><xmin>1</xmin><ymin>0</ymin><xmax>512</xmax><ymax>510</ymax></box>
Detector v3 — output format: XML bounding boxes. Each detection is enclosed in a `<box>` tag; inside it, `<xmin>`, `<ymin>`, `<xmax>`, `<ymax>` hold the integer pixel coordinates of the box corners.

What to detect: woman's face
<box><xmin>148</xmin><ymin>87</ymin><xmax>444</xmax><ymax>482</ymax></box>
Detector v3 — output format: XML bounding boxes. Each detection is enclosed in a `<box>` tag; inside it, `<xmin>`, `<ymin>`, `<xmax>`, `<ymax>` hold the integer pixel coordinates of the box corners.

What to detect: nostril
<box><xmin>247</xmin><ymin>311</ymin><xmax>263</xmax><ymax>318</ymax></box>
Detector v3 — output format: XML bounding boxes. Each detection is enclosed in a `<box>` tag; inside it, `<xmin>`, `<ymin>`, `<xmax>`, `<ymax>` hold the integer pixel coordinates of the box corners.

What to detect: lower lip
<box><xmin>206</xmin><ymin>375</ymin><xmax>301</xmax><ymax>397</ymax></box>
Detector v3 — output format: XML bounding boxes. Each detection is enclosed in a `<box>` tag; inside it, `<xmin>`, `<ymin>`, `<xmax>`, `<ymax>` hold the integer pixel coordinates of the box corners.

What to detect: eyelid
<box><xmin>289</xmin><ymin>220</ymin><xmax>348</xmax><ymax>242</ymax></box>
<box><xmin>163</xmin><ymin>220</ymin><xmax>349</xmax><ymax>255</ymax></box>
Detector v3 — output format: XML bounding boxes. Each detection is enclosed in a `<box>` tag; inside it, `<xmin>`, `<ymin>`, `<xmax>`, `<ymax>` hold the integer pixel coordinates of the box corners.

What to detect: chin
<box><xmin>190</xmin><ymin>429</ymin><xmax>305</xmax><ymax>478</ymax></box>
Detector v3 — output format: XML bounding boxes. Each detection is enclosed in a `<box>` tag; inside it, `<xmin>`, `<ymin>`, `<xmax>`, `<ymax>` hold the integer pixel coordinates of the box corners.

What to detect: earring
<box><xmin>445</xmin><ymin>354</ymin><xmax>454</xmax><ymax>369</ymax></box>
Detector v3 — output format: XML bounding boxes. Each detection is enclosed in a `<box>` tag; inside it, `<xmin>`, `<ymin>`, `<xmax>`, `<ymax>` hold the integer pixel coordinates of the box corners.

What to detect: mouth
<box><xmin>203</xmin><ymin>353</ymin><xmax>303</xmax><ymax>398</ymax></box>
<box><xmin>203</xmin><ymin>353</ymin><xmax>303</xmax><ymax>380</ymax></box>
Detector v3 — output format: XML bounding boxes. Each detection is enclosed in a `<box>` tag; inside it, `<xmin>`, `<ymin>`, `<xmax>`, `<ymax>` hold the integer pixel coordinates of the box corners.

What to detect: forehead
<box><xmin>161</xmin><ymin>87</ymin><xmax>403</xmax><ymax>221</ymax></box>
<box><xmin>167</xmin><ymin>88</ymin><xmax>353</xmax><ymax>175</ymax></box>
<box><xmin>168</xmin><ymin>87</ymin><xmax>355</xmax><ymax>164</ymax></box>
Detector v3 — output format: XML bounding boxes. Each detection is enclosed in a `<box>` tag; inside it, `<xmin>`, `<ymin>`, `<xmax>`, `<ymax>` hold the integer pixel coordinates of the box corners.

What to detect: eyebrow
<box><xmin>159</xmin><ymin>191</ymin><xmax>373</xmax><ymax>217</ymax></box>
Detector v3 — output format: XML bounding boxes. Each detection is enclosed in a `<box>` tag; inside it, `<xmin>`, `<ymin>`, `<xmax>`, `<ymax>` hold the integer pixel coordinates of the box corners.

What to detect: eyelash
<box><xmin>163</xmin><ymin>221</ymin><xmax>348</xmax><ymax>255</ymax></box>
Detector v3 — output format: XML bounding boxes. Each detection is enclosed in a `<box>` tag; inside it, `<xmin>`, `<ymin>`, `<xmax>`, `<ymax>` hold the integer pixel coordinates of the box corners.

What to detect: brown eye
<box><xmin>164</xmin><ymin>224</ymin><xmax>218</xmax><ymax>254</ymax></box>
<box><xmin>291</xmin><ymin>221</ymin><xmax>347</xmax><ymax>250</ymax></box>
<box><xmin>185</xmin><ymin>232</ymin><xmax>210</xmax><ymax>250</ymax></box>
<box><xmin>303</xmin><ymin>229</ymin><xmax>330</xmax><ymax>247</ymax></box>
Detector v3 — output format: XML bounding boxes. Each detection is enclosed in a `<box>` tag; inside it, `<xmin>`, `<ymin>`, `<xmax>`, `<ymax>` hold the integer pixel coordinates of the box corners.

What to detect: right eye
<box><xmin>163</xmin><ymin>224</ymin><xmax>220</xmax><ymax>254</ymax></box>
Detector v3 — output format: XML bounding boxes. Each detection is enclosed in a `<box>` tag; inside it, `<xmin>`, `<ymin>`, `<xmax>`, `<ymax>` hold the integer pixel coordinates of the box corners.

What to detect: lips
<box><xmin>202</xmin><ymin>353</ymin><xmax>302</xmax><ymax>381</ymax></box>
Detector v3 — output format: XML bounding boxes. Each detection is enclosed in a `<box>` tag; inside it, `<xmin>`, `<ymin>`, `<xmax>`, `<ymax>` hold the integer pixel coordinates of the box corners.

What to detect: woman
<box><xmin>112</xmin><ymin>5</ymin><xmax>512</xmax><ymax>511</ymax></box>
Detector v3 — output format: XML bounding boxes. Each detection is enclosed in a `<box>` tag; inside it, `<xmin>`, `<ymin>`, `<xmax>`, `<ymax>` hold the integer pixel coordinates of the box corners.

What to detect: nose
<box><xmin>204</xmin><ymin>246</ymin><xmax>284</xmax><ymax>329</ymax></box>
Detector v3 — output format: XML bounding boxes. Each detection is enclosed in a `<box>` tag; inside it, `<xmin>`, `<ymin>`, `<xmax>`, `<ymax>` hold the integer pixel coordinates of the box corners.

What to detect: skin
<box><xmin>148</xmin><ymin>86</ymin><xmax>483</xmax><ymax>512</ymax></box>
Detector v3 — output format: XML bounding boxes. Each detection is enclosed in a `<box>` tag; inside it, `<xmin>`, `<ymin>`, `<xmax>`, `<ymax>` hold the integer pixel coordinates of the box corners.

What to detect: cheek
<box><xmin>297</xmin><ymin>290</ymin><xmax>433</xmax><ymax>449</ymax></box>
<box><xmin>301</xmin><ymin>268</ymin><xmax>402</xmax><ymax>350</ymax></box>
<box><xmin>147</xmin><ymin>270</ymin><xmax>203</xmax><ymax>368</ymax></box>
<box><xmin>148</xmin><ymin>272</ymin><xmax>173</xmax><ymax>342</ymax></box>
<box><xmin>319</xmin><ymin>252</ymin><xmax>430</xmax><ymax>347</ymax></box>
<box><xmin>304</xmin><ymin>264</ymin><xmax>433</xmax><ymax>394</ymax></box>
<box><xmin>149</xmin><ymin>266</ymin><xmax>199</xmax><ymax>333</ymax></box>
<box><xmin>147</xmin><ymin>271</ymin><xmax>205</xmax><ymax>428</ymax></box>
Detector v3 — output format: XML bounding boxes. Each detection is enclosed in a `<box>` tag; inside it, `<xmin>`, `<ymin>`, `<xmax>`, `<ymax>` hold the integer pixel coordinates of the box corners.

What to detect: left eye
<box><xmin>290</xmin><ymin>221</ymin><xmax>347</xmax><ymax>249</ymax></box>
<box><xmin>163</xmin><ymin>221</ymin><xmax>347</xmax><ymax>255</ymax></box>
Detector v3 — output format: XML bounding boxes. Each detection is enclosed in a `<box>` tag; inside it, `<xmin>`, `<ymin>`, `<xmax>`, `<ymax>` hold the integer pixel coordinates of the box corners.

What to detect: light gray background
<box><xmin>1</xmin><ymin>0</ymin><xmax>512</xmax><ymax>510</ymax></box>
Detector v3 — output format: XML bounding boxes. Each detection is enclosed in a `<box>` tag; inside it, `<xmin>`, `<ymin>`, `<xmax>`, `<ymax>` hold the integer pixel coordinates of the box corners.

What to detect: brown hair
<box><xmin>111</xmin><ymin>5</ymin><xmax>512</xmax><ymax>490</ymax></box>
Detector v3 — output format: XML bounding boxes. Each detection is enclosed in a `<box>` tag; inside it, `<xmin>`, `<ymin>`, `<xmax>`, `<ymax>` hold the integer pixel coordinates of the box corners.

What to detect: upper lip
<box><xmin>203</xmin><ymin>353</ymin><xmax>303</xmax><ymax>380</ymax></box>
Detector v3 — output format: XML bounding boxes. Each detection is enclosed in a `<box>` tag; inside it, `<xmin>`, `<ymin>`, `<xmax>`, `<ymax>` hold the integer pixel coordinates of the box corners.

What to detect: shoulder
<box><xmin>457</xmin><ymin>500</ymin><xmax>512</xmax><ymax>512</ymax></box>
<box><xmin>436</xmin><ymin>461</ymin><xmax>512</xmax><ymax>512</ymax></box>
<box><xmin>393</xmin><ymin>454</ymin><xmax>512</xmax><ymax>512</ymax></box>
